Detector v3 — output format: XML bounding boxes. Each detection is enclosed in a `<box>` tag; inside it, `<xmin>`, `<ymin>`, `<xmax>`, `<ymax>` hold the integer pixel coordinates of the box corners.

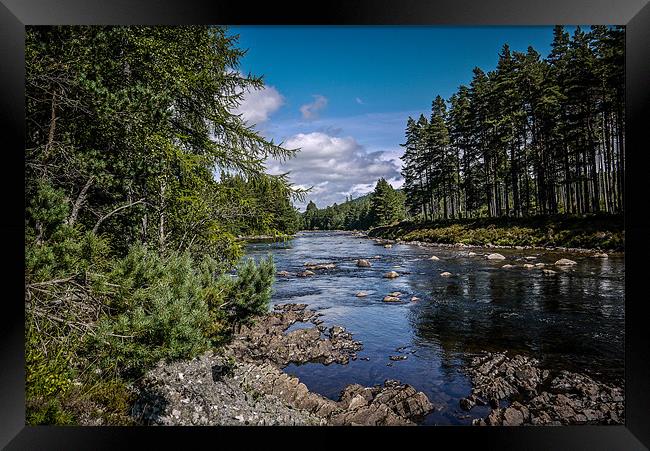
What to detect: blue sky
<box><xmin>228</xmin><ymin>26</ymin><xmax>572</xmax><ymax>210</ymax></box>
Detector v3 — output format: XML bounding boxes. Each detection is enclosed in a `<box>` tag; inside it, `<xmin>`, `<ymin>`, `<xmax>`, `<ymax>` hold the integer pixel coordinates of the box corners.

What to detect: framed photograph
<box><xmin>2</xmin><ymin>0</ymin><xmax>649</xmax><ymax>448</ymax></box>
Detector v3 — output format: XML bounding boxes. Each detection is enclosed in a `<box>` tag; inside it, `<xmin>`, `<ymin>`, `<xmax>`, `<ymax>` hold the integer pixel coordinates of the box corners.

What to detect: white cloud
<box><xmin>267</xmin><ymin>132</ymin><xmax>403</xmax><ymax>209</ymax></box>
<box><xmin>355</xmin><ymin>97</ymin><xmax>364</xmax><ymax>105</ymax></box>
<box><xmin>234</xmin><ymin>85</ymin><xmax>284</xmax><ymax>125</ymax></box>
<box><xmin>299</xmin><ymin>95</ymin><xmax>328</xmax><ymax>120</ymax></box>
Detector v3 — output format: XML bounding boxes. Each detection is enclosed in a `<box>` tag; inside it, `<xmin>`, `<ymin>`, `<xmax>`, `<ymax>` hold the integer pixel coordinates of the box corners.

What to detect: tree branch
<box><xmin>67</xmin><ymin>176</ymin><xmax>94</xmax><ymax>226</ymax></box>
<box><xmin>92</xmin><ymin>199</ymin><xmax>145</xmax><ymax>234</ymax></box>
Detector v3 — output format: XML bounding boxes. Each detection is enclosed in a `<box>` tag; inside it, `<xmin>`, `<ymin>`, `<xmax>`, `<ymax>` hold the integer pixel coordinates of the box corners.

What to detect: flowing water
<box><xmin>244</xmin><ymin>231</ymin><xmax>625</xmax><ymax>425</ymax></box>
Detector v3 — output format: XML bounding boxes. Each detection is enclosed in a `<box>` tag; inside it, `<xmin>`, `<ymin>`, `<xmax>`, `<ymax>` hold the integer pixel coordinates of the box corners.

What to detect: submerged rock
<box><xmin>522</xmin><ymin>264</ymin><xmax>535</xmax><ymax>269</ymax></box>
<box><xmin>501</xmin><ymin>264</ymin><xmax>515</xmax><ymax>269</ymax></box>
<box><xmin>297</xmin><ymin>270</ymin><xmax>315</xmax><ymax>277</ymax></box>
<box><xmin>487</xmin><ymin>253</ymin><xmax>506</xmax><ymax>260</ymax></box>
<box><xmin>592</xmin><ymin>253</ymin><xmax>608</xmax><ymax>258</ymax></box>
<box><xmin>384</xmin><ymin>271</ymin><xmax>400</xmax><ymax>279</ymax></box>
<box><xmin>304</xmin><ymin>262</ymin><xmax>336</xmax><ymax>270</ymax></box>
<box><xmin>429</xmin><ymin>255</ymin><xmax>440</xmax><ymax>261</ymax></box>
<box><xmin>440</xmin><ymin>271</ymin><xmax>452</xmax><ymax>277</ymax></box>
<box><xmin>383</xmin><ymin>296</ymin><xmax>401</xmax><ymax>303</ymax></box>
<box><xmin>555</xmin><ymin>258</ymin><xmax>577</xmax><ymax>266</ymax></box>
<box><xmin>384</xmin><ymin>244</ymin><xmax>393</xmax><ymax>249</ymax></box>
<box><xmin>410</xmin><ymin>296</ymin><xmax>420</xmax><ymax>302</ymax></box>
<box><xmin>542</xmin><ymin>269</ymin><xmax>557</xmax><ymax>275</ymax></box>
<box><xmin>356</xmin><ymin>259</ymin><xmax>372</xmax><ymax>267</ymax></box>
<box><xmin>389</xmin><ymin>355</ymin><xmax>408</xmax><ymax>361</ymax></box>
<box><xmin>276</xmin><ymin>271</ymin><xmax>291</xmax><ymax>277</ymax></box>
<box><xmin>355</xmin><ymin>291</ymin><xmax>369</xmax><ymax>297</ymax></box>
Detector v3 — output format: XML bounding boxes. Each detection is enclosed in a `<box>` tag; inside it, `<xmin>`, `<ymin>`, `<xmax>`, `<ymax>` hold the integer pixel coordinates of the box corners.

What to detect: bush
<box><xmin>91</xmin><ymin>245</ymin><xmax>212</xmax><ymax>377</ymax></box>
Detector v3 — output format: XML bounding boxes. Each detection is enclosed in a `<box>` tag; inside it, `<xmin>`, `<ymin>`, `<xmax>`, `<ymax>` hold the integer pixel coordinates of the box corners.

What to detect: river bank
<box><xmin>367</xmin><ymin>215</ymin><xmax>624</xmax><ymax>252</ymax></box>
<box><xmin>130</xmin><ymin>303</ymin><xmax>623</xmax><ymax>426</ymax></box>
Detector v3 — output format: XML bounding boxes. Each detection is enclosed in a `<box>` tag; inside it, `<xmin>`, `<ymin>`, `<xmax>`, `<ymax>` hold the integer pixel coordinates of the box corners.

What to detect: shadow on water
<box><xmin>245</xmin><ymin>231</ymin><xmax>624</xmax><ymax>424</ymax></box>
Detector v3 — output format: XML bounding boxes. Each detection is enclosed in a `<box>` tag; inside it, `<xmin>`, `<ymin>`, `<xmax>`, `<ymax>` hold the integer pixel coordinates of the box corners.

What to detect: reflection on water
<box><xmin>245</xmin><ymin>231</ymin><xmax>624</xmax><ymax>425</ymax></box>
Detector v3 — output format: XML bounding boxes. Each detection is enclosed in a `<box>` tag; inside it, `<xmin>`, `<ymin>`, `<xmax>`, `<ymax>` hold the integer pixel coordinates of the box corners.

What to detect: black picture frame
<box><xmin>2</xmin><ymin>0</ymin><xmax>648</xmax><ymax>448</ymax></box>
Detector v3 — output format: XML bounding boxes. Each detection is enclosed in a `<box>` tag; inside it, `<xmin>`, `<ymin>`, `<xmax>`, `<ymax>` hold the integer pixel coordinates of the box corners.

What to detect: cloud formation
<box><xmin>235</xmin><ymin>85</ymin><xmax>284</xmax><ymax>125</ymax></box>
<box><xmin>299</xmin><ymin>95</ymin><xmax>328</xmax><ymax>120</ymax></box>
<box><xmin>266</xmin><ymin>132</ymin><xmax>403</xmax><ymax>209</ymax></box>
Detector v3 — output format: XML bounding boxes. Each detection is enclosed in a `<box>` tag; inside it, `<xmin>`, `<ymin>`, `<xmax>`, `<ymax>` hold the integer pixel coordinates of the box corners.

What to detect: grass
<box><xmin>368</xmin><ymin>213</ymin><xmax>623</xmax><ymax>251</ymax></box>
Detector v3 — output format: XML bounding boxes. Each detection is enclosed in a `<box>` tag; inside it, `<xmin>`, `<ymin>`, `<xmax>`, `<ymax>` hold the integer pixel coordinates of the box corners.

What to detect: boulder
<box><xmin>276</xmin><ymin>271</ymin><xmax>291</xmax><ymax>277</ymax></box>
<box><xmin>384</xmin><ymin>244</ymin><xmax>393</xmax><ymax>249</ymax></box>
<box><xmin>487</xmin><ymin>253</ymin><xmax>506</xmax><ymax>260</ymax></box>
<box><xmin>555</xmin><ymin>258</ymin><xmax>577</xmax><ymax>266</ymax></box>
<box><xmin>356</xmin><ymin>259</ymin><xmax>372</xmax><ymax>267</ymax></box>
<box><xmin>523</xmin><ymin>264</ymin><xmax>535</xmax><ymax>269</ymax></box>
<box><xmin>542</xmin><ymin>269</ymin><xmax>557</xmax><ymax>275</ymax></box>
<box><xmin>410</xmin><ymin>296</ymin><xmax>420</xmax><ymax>302</ymax></box>
<box><xmin>297</xmin><ymin>270</ymin><xmax>315</xmax><ymax>277</ymax></box>
<box><xmin>388</xmin><ymin>291</ymin><xmax>402</xmax><ymax>297</ymax></box>
<box><xmin>525</xmin><ymin>256</ymin><xmax>537</xmax><ymax>260</ymax></box>
<box><xmin>304</xmin><ymin>262</ymin><xmax>336</xmax><ymax>270</ymax></box>
<box><xmin>501</xmin><ymin>264</ymin><xmax>515</xmax><ymax>269</ymax></box>
<box><xmin>535</xmin><ymin>263</ymin><xmax>545</xmax><ymax>267</ymax></box>
<box><xmin>592</xmin><ymin>253</ymin><xmax>608</xmax><ymax>258</ymax></box>
<box><xmin>389</xmin><ymin>355</ymin><xmax>408</xmax><ymax>361</ymax></box>
<box><xmin>383</xmin><ymin>271</ymin><xmax>400</xmax><ymax>279</ymax></box>
<box><xmin>429</xmin><ymin>255</ymin><xmax>440</xmax><ymax>261</ymax></box>
<box><xmin>383</xmin><ymin>296</ymin><xmax>401</xmax><ymax>303</ymax></box>
<box><xmin>440</xmin><ymin>271</ymin><xmax>452</xmax><ymax>277</ymax></box>
<box><xmin>355</xmin><ymin>291</ymin><xmax>369</xmax><ymax>297</ymax></box>
<box><xmin>468</xmin><ymin>252</ymin><xmax>478</xmax><ymax>257</ymax></box>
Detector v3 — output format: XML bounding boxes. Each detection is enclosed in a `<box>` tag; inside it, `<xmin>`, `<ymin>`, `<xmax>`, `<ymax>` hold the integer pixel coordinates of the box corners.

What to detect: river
<box><xmin>244</xmin><ymin>230</ymin><xmax>624</xmax><ymax>425</ymax></box>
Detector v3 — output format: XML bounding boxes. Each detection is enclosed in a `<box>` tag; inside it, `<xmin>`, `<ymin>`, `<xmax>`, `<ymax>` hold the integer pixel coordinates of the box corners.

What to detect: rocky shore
<box><xmin>132</xmin><ymin>303</ymin><xmax>434</xmax><ymax>426</ymax></box>
<box><xmin>460</xmin><ymin>352</ymin><xmax>624</xmax><ymax>426</ymax></box>
<box><xmin>131</xmin><ymin>304</ymin><xmax>623</xmax><ymax>427</ymax></box>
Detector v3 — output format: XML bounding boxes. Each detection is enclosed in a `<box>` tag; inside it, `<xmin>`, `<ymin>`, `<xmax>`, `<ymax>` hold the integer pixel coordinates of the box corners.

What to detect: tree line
<box><xmin>25</xmin><ymin>25</ymin><xmax>300</xmax><ymax>424</ymax></box>
<box><xmin>401</xmin><ymin>25</ymin><xmax>624</xmax><ymax>220</ymax></box>
<box><xmin>301</xmin><ymin>178</ymin><xmax>406</xmax><ymax>230</ymax></box>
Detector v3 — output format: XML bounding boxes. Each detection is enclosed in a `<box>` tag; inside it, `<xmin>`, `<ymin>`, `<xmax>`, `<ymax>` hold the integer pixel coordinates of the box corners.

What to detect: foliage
<box><xmin>368</xmin><ymin>214</ymin><xmax>623</xmax><ymax>250</ymax></box>
<box><xmin>25</xmin><ymin>25</ymin><xmax>300</xmax><ymax>425</ymax></box>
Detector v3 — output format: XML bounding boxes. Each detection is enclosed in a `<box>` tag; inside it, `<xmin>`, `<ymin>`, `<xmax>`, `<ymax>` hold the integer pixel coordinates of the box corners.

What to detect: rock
<box><xmin>383</xmin><ymin>296</ymin><xmax>401</xmax><ymax>303</ymax></box>
<box><xmin>487</xmin><ymin>253</ymin><xmax>506</xmax><ymax>260</ymax></box>
<box><xmin>592</xmin><ymin>253</ymin><xmax>608</xmax><ymax>258</ymax></box>
<box><xmin>440</xmin><ymin>272</ymin><xmax>452</xmax><ymax>277</ymax></box>
<box><xmin>468</xmin><ymin>252</ymin><xmax>478</xmax><ymax>257</ymax></box>
<box><xmin>523</xmin><ymin>264</ymin><xmax>535</xmax><ymax>269</ymax></box>
<box><xmin>542</xmin><ymin>269</ymin><xmax>557</xmax><ymax>275</ymax></box>
<box><xmin>462</xmin><ymin>352</ymin><xmax>623</xmax><ymax>427</ymax></box>
<box><xmin>276</xmin><ymin>271</ymin><xmax>291</xmax><ymax>277</ymax></box>
<box><xmin>389</xmin><ymin>355</ymin><xmax>408</xmax><ymax>361</ymax></box>
<box><xmin>356</xmin><ymin>259</ymin><xmax>372</xmax><ymax>267</ymax></box>
<box><xmin>410</xmin><ymin>296</ymin><xmax>420</xmax><ymax>302</ymax></box>
<box><xmin>384</xmin><ymin>244</ymin><xmax>392</xmax><ymax>249</ymax></box>
<box><xmin>429</xmin><ymin>255</ymin><xmax>440</xmax><ymax>261</ymax></box>
<box><xmin>388</xmin><ymin>291</ymin><xmax>402</xmax><ymax>297</ymax></box>
<box><xmin>355</xmin><ymin>291</ymin><xmax>368</xmax><ymax>297</ymax></box>
<box><xmin>304</xmin><ymin>262</ymin><xmax>336</xmax><ymax>270</ymax></box>
<box><xmin>501</xmin><ymin>264</ymin><xmax>515</xmax><ymax>269</ymax></box>
<box><xmin>383</xmin><ymin>271</ymin><xmax>400</xmax><ymax>279</ymax></box>
<box><xmin>524</xmin><ymin>256</ymin><xmax>537</xmax><ymax>260</ymax></box>
<box><xmin>555</xmin><ymin>258</ymin><xmax>577</xmax><ymax>266</ymax></box>
<box><xmin>297</xmin><ymin>270</ymin><xmax>315</xmax><ymax>277</ymax></box>
<box><xmin>535</xmin><ymin>263</ymin><xmax>545</xmax><ymax>267</ymax></box>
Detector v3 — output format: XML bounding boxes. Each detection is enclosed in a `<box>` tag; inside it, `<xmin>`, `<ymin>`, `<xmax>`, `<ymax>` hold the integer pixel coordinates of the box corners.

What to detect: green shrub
<box><xmin>91</xmin><ymin>245</ymin><xmax>212</xmax><ymax>376</ymax></box>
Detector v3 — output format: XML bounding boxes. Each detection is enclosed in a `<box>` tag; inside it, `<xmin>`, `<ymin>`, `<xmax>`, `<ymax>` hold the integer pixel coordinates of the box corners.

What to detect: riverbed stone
<box><xmin>523</xmin><ymin>264</ymin><xmax>535</xmax><ymax>269</ymax></box>
<box><xmin>542</xmin><ymin>269</ymin><xmax>557</xmax><ymax>275</ymax></box>
<box><xmin>487</xmin><ymin>253</ymin><xmax>506</xmax><ymax>260</ymax></box>
<box><xmin>592</xmin><ymin>253</ymin><xmax>608</xmax><ymax>258</ymax></box>
<box><xmin>297</xmin><ymin>270</ymin><xmax>315</xmax><ymax>277</ymax></box>
<box><xmin>383</xmin><ymin>295</ymin><xmax>401</xmax><ymax>303</ymax></box>
<box><xmin>356</xmin><ymin>291</ymin><xmax>368</xmax><ymax>297</ymax></box>
<box><xmin>304</xmin><ymin>262</ymin><xmax>336</xmax><ymax>270</ymax></box>
<box><xmin>440</xmin><ymin>271</ymin><xmax>452</xmax><ymax>277</ymax></box>
<box><xmin>501</xmin><ymin>264</ymin><xmax>515</xmax><ymax>269</ymax></box>
<box><xmin>555</xmin><ymin>258</ymin><xmax>577</xmax><ymax>266</ymax></box>
<box><xmin>384</xmin><ymin>271</ymin><xmax>400</xmax><ymax>279</ymax></box>
<box><xmin>356</xmin><ymin>259</ymin><xmax>372</xmax><ymax>267</ymax></box>
<box><xmin>384</xmin><ymin>244</ymin><xmax>393</xmax><ymax>248</ymax></box>
<box><xmin>429</xmin><ymin>255</ymin><xmax>440</xmax><ymax>261</ymax></box>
